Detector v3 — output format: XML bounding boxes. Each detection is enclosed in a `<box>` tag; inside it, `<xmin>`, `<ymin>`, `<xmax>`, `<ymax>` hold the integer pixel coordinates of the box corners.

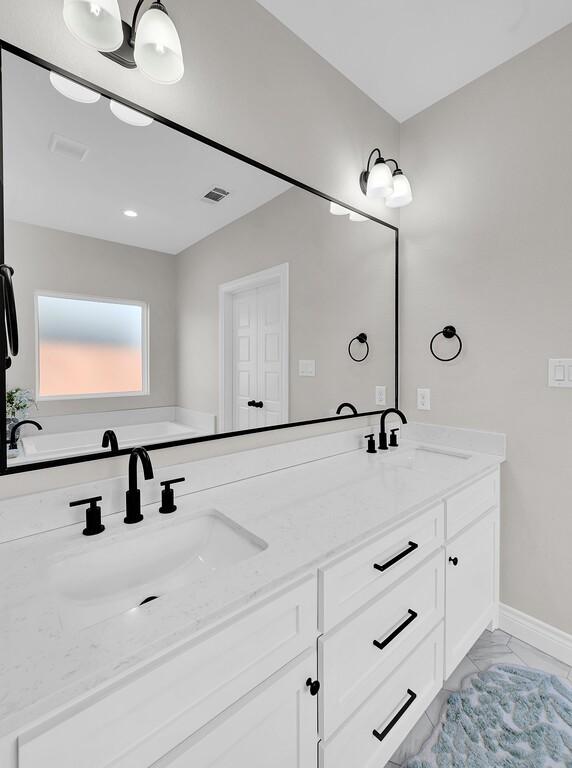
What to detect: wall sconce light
<box><xmin>359</xmin><ymin>148</ymin><xmax>413</xmax><ymax>208</ymax></box>
<box><xmin>63</xmin><ymin>0</ymin><xmax>184</xmax><ymax>85</ymax></box>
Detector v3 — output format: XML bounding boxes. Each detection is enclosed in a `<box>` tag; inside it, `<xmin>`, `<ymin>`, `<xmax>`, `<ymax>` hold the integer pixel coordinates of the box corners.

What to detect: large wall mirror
<box><xmin>0</xmin><ymin>45</ymin><xmax>398</xmax><ymax>472</ymax></box>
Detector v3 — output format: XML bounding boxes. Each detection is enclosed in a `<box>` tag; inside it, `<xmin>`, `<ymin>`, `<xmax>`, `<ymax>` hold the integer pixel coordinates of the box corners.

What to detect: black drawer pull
<box><xmin>374</xmin><ymin>541</ymin><xmax>419</xmax><ymax>572</ymax></box>
<box><xmin>373</xmin><ymin>610</ymin><xmax>418</xmax><ymax>651</ymax></box>
<box><xmin>372</xmin><ymin>689</ymin><xmax>417</xmax><ymax>742</ymax></box>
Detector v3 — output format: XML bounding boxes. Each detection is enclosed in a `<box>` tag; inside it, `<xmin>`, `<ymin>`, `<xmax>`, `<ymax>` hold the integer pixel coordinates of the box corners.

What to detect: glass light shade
<box><xmin>385</xmin><ymin>173</ymin><xmax>413</xmax><ymax>208</ymax></box>
<box><xmin>367</xmin><ymin>159</ymin><xmax>394</xmax><ymax>199</ymax></box>
<box><xmin>134</xmin><ymin>7</ymin><xmax>184</xmax><ymax>84</ymax></box>
<box><xmin>329</xmin><ymin>202</ymin><xmax>350</xmax><ymax>216</ymax></box>
<box><xmin>349</xmin><ymin>211</ymin><xmax>368</xmax><ymax>222</ymax></box>
<box><xmin>110</xmin><ymin>100</ymin><xmax>154</xmax><ymax>127</ymax></box>
<box><xmin>63</xmin><ymin>0</ymin><xmax>123</xmax><ymax>52</ymax></box>
<box><xmin>49</xmin><ymin>72</ymin><xmax>101</xmax><ymax>103</ymax></box>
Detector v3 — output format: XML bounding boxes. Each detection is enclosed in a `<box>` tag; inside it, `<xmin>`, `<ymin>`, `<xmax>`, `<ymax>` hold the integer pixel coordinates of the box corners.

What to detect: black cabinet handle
<box><xmin>373</xmin><ymin>610</ymin><xmax>418</xmax><ymax>652</ymax></box>
<box><xmin>305</xmin><ymin>678</ymin><xmax>320</xmax><ymax>696</ymax></box>
<box><xmin>374</xmin><ymin>541</ymin><xmax>419</xmax><ymax>573</ymax></box>
<box><xmin>247</xmin><ymin>400</ymin><xmax>264</xmax><ymax>408</ymax></box>
<box><xmin>449</xmin><ymin>556</ymin><xmax>459</xmax><ymax>566</ymax></box>
<box><xmin>372</xmin><ymin>689</ymin><xmax>417</xmax><ymax>742</ymax></box>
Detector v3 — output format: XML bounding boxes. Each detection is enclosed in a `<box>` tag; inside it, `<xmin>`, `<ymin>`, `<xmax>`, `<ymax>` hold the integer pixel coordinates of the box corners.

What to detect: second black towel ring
<box><xmin>348</xmin><ymin>332</ymin><xmax>369</xmax><ymax>362</ymax></box>
<box><xmin>430</xmin><ymin>325</ymin><xmax>462</xmax><ymax>362</ymax></box>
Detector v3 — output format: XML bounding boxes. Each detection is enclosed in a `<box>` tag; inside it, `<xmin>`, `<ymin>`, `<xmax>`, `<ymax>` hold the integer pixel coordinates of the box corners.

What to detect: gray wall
<box><xmin>177</xmin><ymin>187</ymin><xmax>395</xmax><ymax>423</ymax></box>
<box><xmin>399</xmin><ymin>24</ymin><xmax>572</xmax><ymax>634</ymax></box>
<box><xmin>0</xmin><ymin>0</ymin><xmax>400</xmax><ymax>497</ymax></box>
<box><xmin>5</xmin><ymin>220</ymin><xmax>178</xmax><ymax>416</ymax></box>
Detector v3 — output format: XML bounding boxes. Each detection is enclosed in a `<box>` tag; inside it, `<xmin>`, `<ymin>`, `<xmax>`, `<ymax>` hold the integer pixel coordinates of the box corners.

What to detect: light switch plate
<box><xmin>298</xmin><ymin>360</ymin><xmax>316</xmax><ymax>377</ymax></box>
<box><xmin>548</xmin><ymin>359</ymin><xmax>572</xmax><ymax>387</ymax></box>
<box><xmin>375</xmin><ymin>386</ymin><xmax>386</xmax><ymax>406</ymax></box>
<box><xmin>417</xmin><ymin>387</ymin><xmax>431</xmax><ymax>410</ymax></box>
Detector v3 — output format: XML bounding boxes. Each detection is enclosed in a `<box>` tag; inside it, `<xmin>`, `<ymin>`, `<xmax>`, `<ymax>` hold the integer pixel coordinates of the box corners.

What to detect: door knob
<box><xmin>449</xmin><ymin>556</ymin><xmax>459</xmax><ymax>566</ymax></box>
<box><xmin>248</xmin><ymin>400</ymin><xmax>264</xmax><ymax>408</ymax></box>
<box><xmin>305</xmin><ymin>678</ymin><xmax>320</xmax><ymax>696</ymax></box>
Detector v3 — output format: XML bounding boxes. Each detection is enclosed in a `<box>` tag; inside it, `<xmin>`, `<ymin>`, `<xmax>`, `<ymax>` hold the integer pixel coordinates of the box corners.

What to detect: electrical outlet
<box><xmin>375</xmin><ymin>386</ymin><xmax>386</xmax><ymax>406</ymax></box>
<box><xmin>417</xmin><ymin>387</ymin><xmax>431</xmax><ymax>410</ymax></box>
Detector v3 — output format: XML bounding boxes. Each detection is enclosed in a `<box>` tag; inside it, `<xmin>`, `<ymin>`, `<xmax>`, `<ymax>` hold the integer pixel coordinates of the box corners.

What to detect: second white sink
<box><xmin>49</xmin><ymin>510</ymin><xmax>267</xmax><ymax>630</ymax></box>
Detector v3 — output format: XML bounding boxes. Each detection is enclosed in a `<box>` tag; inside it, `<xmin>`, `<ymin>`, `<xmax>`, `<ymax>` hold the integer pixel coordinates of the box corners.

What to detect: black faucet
<box><xmin>8</xmin><ymin>419</ymin><xmax>42</xmax><ymax>450</ymax></box>
<box><xmin>336</xmin><ymin>402</ymin><xmax>358</xmax><ymax>416</ymax></box>
<box><xmin>102</xmin><ymin>429</ymin><xmax>119</xmax><ymax>454</ymax></box>
<box><xmin>378</xmin><ymin>408</ymin><xmax>407</xmax><ymax>450</ymax></box>
<box><xmin>125</xmin><ymin>447</ymin><xmax>154</xmax><ymax>524</ymax></box>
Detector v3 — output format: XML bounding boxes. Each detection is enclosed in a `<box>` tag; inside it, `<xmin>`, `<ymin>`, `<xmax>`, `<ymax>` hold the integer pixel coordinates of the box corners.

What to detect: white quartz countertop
<box><xmin>0</xmin><ymin>438</ymin><xmax>502</xmax><ymax>735</ymax></box>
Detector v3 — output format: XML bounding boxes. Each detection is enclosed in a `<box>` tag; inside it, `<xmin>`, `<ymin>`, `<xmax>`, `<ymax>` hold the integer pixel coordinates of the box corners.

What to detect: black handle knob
<box><xmin>70</xmin><ymin>496</ymin><xmax>105</xmax><ymax>536</ymax></box>
<box><xmin>159</xmin><ymin>477</ymin><xmax>186</xmax><ymax>515</ymax></box>
<box><xmin>247</xmin><ymin>400</ymin><xmax>256</xmax><ymax>407</ymax></box>
<box><xmin>364</xmin><ymin>434</ymin><xmax>377</xmax><ymax>454</ymax></box>
<box><xmin>306</xmin><ymin>678</ymin><xmax>320</xmax><ymax>696</ymax></box>
<box><xmin>449</xmin><ymin>556</ymin><xmax>459</xmax><ymax>566</ymax></box>
<box><xmin>389</xmin><ymin>428</ymin><xmax>400</xmax><ymax>448</ymax></box>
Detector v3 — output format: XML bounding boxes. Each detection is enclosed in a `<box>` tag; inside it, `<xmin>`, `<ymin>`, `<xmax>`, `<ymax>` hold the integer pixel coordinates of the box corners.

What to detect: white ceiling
<box><xmin>2</xmin><ymin>52</ymin><xmax>290</xmax><ymax>255</ymax></box>
<box><xmin>256</xmin><ymin>0</ymin><xmax>572</xmax><ymax>121</ymax></box>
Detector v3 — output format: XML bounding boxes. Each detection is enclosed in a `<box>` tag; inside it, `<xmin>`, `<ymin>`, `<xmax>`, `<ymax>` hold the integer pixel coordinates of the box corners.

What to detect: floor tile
<box><xmin>390</xmin><ymin>712</ymin><xmax>434</xmax><ymax>765</ymax></box>
<box><xmin>443</xmin><ymin>655</ymin><xmax>479</xmax><ymax>691</ymax></box>
<box><xmin>508</xmin><ymin>636</ymin><xmax>571</xmax><ymax>678</ymax></box>
<box><xmin>470</xmin><ymin>647</ymin><xmax>525</xmax><ymax>672</ymax></box>
<box><xmin>467</xmin><ymin>628</ymin><xmax>517</xmax><ymax>669</ymax></box>
<box><xmin>425</xmin><ymin>689</ymin><xmax>452</xmax><ymax>727</ymax></box>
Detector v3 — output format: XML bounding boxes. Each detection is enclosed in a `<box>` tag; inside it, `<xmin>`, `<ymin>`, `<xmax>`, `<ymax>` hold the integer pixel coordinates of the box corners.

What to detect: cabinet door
<box><xmin>445</xmin><ymin>510</ymin><xmax>497</xmax><ymax>677</ymax></box>
<box><xmin>154</xmin><ymin>649</ymin><xmax>317</xmax><ymax>768</ymax></box>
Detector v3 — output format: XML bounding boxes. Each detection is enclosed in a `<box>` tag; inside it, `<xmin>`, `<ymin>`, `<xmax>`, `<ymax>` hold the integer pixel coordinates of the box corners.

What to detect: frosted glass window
<box><xmin>37</xmin><ymin>295</ymin><xmax>147</xmax><ymax>398</ymax></box>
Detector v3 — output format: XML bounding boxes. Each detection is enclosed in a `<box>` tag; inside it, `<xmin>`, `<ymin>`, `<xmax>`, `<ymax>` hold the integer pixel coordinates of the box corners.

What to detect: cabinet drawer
<box><xmin>319</xmin><ymin>623</ymin><xmax>444</xmax><ymax>768</ymax></box>
<box><xmin>318</xmin><ymin>504</ymin><xmax>444</xmax><ymax>632</ymax></box>
<box><xmin>446</xmin><ymin>469</ymin><xmax>499</xmax><ymax>539</ymax></box>
<box><xmin>318</xmin><ymin>550</ymin><xmax>444</xmax><ymax>740</ymax></box>
<box><xmin>18</xmin><ymin>576</ymin><xmax>317</xmax><ymax>768</ymax></box>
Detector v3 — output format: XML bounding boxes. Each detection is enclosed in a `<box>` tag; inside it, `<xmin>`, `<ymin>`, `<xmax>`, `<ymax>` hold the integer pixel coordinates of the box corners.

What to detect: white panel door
<box><xmin>232</xmin><ymin>280</ymin><xmax>284</xmax><ymax>430</ymax></box>
<box><xmin>233</xmin><ymin>288</ymin><xmax>259</xmax><ymax>430</ymax></box>
<box><xmin>257</xmin><ymin>281</ymin><xmax>282</xmax><ymax>427</ymax></box>
<box><xmin>153</xmin><ymin>650</ymin><xmax>317</xmax><ymax>768</ymax></box>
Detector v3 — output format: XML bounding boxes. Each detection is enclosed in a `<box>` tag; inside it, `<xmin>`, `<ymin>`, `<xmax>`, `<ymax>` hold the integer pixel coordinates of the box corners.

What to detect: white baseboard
<box><xmin>499</xmin><ymin>603</ymin><xmax>572</xmax><ymax>667</ymax></box>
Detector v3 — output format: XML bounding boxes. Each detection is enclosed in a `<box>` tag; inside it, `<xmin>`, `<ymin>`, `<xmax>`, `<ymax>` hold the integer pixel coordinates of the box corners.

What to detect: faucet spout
<box><xmin>125</xmin><ymin>447</ymin><xmax>154</xmax><ymax>524</ymax></box>
<box><xmin>8</xmin><ymin>419</ymin><xmax>42</xmax><ymax>451</ymax></box>
<box><xmin>378</xmin><ymin>408</ymin><xmax>407</xmax><ymax>450</ymax></box>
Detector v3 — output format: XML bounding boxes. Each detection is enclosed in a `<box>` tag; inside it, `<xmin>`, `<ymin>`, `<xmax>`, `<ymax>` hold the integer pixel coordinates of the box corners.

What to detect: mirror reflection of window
<box><xmin>36</xmin><ymin>294</ymin><xmax>147</xmax><ymax>399</ymax></box>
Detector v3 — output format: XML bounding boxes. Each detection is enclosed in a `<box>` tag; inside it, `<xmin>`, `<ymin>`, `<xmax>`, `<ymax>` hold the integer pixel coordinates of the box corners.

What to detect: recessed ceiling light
<box><xmin>123</xmin><ymin>209</ymin><xmax>138</xmax><ymax>218</ymax></box>
<box><xmin>49</xmin><ymin>71</ymin><xmax>101</xmax><ymax>103</ymax></box>
<box><xmin>110</xmin><ymin>100</ymin><xmax>154</xmax><ymax>127</ymax></box>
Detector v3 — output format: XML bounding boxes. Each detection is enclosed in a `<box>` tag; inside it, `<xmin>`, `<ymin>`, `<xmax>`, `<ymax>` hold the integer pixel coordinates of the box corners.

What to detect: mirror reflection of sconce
<box><xmin>348</xmin><ymin>332</ymin><xmax>369</xmax><ymax>362</ymax></box>
<box><xmin>359</xmin><ymin>148</ymin><xmax>413</xmax><ymax>209</ymax></box>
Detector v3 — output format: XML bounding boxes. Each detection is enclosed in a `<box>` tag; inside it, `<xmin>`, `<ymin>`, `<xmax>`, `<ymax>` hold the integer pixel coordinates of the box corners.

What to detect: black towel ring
<box><xmin>430</xmin><ymin>325</ymin><xmax>462</xmax><ymax>362</ymax></box>
<box><xmin>348</xmin><ymin>332</ymin><xmax>369</xmax><ymax>362</ymax></box>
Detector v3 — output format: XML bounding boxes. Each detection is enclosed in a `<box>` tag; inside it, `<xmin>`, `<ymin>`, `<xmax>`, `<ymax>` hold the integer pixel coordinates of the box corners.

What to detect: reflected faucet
<box><xmin>102</xmin><ymin>429</ymin><xmax>119</xmax><ymax>454</ymax></box>
<box><xmin>378</xmin><ymin>408</ymin><xmax>407</xmax><ymax>450</ymax></box>
<box><xmin>125</xmin><ymin>447</ymin><xmax>154</xmax><ymax>524</ymax></box>
<box><xmin>336</xmin><ymin>402</ymin><xmax>358</xmax><ymax>416</ymax></box>
<box><xmin>8</xmin><ymin>419</ymin><xmax>42</xmax><ymax>450</ymax></box>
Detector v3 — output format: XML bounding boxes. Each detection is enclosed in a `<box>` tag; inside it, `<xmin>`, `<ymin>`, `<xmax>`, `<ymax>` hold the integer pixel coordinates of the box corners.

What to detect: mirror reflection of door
<box><xmin>220</xmin><ymin>264</ymin><xmax>289</xmax><ymax>432</ymax></box>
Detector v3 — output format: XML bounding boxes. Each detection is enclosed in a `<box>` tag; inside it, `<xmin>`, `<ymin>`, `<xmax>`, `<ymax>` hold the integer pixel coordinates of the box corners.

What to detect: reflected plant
<box><xmin>6</xmin><ymin>388</ymin><xmax>36</xmax><ymax>419</ymax></box>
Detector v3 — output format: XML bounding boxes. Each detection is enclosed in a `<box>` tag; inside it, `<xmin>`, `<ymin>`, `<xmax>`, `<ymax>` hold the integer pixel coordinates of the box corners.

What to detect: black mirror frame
<box><xmin>0</xmin><ymin>41</ymin><xmax>399</xmax><ymax>475</ymax></box>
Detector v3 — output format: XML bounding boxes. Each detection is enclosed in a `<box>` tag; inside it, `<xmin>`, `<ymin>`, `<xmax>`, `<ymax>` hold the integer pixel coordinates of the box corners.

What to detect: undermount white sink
<box><xmin>381</xmin><ymin>446</ymin><xmax>471</xmax><ymax>472</ymax></box>
<box><xmin>49</xmin><ymin>510</ymin><xmax>267</xmax><ymax>630</ymax></box>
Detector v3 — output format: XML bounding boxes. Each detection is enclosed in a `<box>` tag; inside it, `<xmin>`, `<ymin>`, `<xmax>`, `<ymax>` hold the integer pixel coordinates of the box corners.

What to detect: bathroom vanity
<box><xmin>0</xmin><ymin>424</ymin><xmax>503</xmax><ymax>768</ymax></box>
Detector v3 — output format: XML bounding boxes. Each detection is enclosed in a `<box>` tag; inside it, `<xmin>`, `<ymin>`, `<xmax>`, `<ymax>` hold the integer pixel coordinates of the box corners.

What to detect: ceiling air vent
<box><xmin>49</xmin><ymin>133</ymin><xmax>89</xmax><ymax>163</ymax></box>
<box><xmin>202</xmin><ymin>186</ymin><xmax>230</xmax><ymax>204</ymax></box>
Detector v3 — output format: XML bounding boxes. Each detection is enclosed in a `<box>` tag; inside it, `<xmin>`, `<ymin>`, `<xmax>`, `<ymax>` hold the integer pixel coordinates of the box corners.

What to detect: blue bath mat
<box><xmin>406</xmin><ymin>664</ymin><xmax>572</xmax><ymax>768</ymax></box>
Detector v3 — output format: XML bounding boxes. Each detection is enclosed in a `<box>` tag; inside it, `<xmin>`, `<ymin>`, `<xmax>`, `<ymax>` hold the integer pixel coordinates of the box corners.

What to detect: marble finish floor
<box><xmin>385</xmin><ymin>629</ymin><xmax>572</xmax><ymax>767</ymax></box>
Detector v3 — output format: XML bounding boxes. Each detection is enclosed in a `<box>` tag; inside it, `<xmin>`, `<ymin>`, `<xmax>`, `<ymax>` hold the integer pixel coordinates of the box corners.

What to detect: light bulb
<box><xmin>134</xmin><ymin>4</ymin><xmax>184</xmax><ymax>84</ymax></box>
<box><xmin>123</xmin><ymin>209</ymin><xmax>138</xmax><ymax>217</ymax></box>
<box><xmin>49</xmin><ymin>71</ymin><xmax>101</xmax><ymax>103</ymax></box>
<box><xmin>63</xmin><ymin>0</ymin><xmax>123</xmax><ymax>52</ymax></box>
<box><xmin>385</xmin><ymin>172</ymin><xmax>413</xmax><ymax>208</ymax></box>
<box><xmin>110</xmin><ymin>100</ymin><xmax>154</xmax><ymax>127</ymax></box>
<box><xmin>367</xmin><ymin>159</ymin><xmax>394</xmax><ymax>199</ymax></box>
<box><xmin>349</xmin><ymin>211</ymin><xmax>368</xmax><ymax>222</ymax></box>
<box><xmin>330</xmin><ymin>202</ymin><xmax>350</xmax><ymax>216</ymax></box>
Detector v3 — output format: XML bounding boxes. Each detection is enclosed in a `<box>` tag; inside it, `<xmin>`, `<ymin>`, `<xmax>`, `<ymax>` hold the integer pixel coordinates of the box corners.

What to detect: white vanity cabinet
<box><xmin>6</xmin><ymin>467</ymin><xmax>501</xmax><ymax>768</ymax></box>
